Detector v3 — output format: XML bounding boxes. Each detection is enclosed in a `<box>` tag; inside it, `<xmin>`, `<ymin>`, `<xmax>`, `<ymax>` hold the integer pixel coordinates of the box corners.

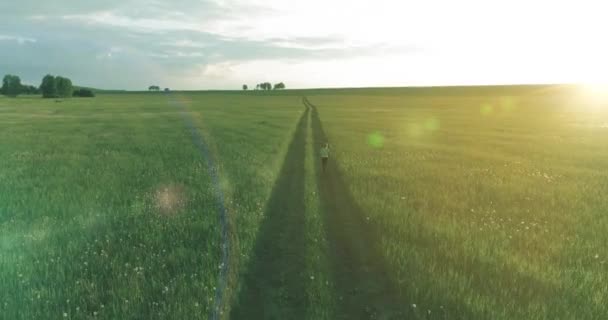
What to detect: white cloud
<box><xmin>61</xmin><ymin>11</ymin><xmax>199</xmax><ymax>33</ymax></box>
<box><xmin>3</xmin><ymin>0</ymin><xmax>608</xmax><ymax>89</ymax></box>
<box><xmin>0</xmin><ymin>35</ymin><xmax>37</xmax><ymax>44</ymax></box>
<box><xmin>164</xmin><ymin>40</ymin><xmax>209</xmax><ymax>48</ymax></box>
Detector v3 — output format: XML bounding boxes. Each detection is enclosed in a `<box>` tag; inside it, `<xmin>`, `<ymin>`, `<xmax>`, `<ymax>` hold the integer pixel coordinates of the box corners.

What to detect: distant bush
<box><xmin>2</xmin><ymin>74</ymin><xmax>22</xmax><ymax>97</ymax></box>
<box><xmin>40</xmin><ymin>75</ymin><xmax>74</xmax><ymax>98</ymax></box>
<box><xmin>72</xmin><ymin>88</ymin><xmax>95</xmax><ymax>97</ymax></box>
<box><xmin>56</xmin><ymin>76</ymin><xmax>73</xmax><ymax>98</ymax></box>
<box><xmin>255</xmin><ymin>82</ymin><xmax>272</xmax><ymax>91</ymax></box>
<box><xmin>40</xmin><ymin>75</ymin><xmax>58</xmax><ymax>98</ymax></box>
<box><xmin>20</xmin><ymin>84</ymin><xmax>40</xmax><ymax>95</ymax></box>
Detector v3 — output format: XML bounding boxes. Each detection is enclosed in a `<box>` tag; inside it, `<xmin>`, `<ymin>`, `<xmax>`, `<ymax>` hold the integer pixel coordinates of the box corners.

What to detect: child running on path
<box><xmin>320</xmin><ymin>143</ymin><xmax>330</xmax><ymax>172</ymax></box>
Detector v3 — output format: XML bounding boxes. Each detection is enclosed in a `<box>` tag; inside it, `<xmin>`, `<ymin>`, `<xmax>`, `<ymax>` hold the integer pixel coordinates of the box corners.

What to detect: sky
<box><xmin>1</xmin><ymin>0</ymin><xmax>607</xmax><ymax>90</ymax></box>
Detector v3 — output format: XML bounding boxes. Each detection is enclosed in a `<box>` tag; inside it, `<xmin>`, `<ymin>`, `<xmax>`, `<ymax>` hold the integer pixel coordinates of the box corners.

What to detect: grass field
<box><xmin>1</xmin><ymin>86</ymin><xmax>607</xmax><ymax>319</ymax></box>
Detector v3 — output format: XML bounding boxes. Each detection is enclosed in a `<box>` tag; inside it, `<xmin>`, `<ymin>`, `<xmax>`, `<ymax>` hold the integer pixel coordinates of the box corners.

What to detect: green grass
<box><xmin>1</xmin><ymin>86</ymin><xmax>607</xmax><ymax>319</ymax></box>
<box><xmin>0</xmin><ymin>93</ymin><xmax>305</xmax><ymax>319</ymax></box>
<box><xmin>305</xmin><ymin>87</ymin><xmax>608</xmax><ymax>319</ymax></box>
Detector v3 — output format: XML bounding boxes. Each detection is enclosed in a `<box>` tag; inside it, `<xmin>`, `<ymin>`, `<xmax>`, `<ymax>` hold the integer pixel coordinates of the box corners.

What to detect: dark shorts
<box><xmin>321</xmin><ymin>157</ymin><xmax>328</xmax><ymax>165</ymax></box>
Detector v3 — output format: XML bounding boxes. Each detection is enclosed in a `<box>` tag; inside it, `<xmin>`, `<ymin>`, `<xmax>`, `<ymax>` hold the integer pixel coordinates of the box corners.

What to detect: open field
<box><xmin>0</xmin><ymin>93</ymin><xmax>304</xmax><ymax>319</ymax></box>
<box><xmin>1</xmin><ymin>86</ymin><xmax>608</xmax><ymax>319</ymax></box>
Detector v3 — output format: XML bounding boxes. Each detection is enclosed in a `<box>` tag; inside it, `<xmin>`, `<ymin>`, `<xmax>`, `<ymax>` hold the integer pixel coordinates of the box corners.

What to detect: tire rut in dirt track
<box><xmin>304</xmin><ymin>97</ymin><xmax>412</xmax><ymax>319</ymax></box>
<box><xmin>230</xmin><ymin>107</ymin><xmax>310</xmax><ymax>319</ymax></box>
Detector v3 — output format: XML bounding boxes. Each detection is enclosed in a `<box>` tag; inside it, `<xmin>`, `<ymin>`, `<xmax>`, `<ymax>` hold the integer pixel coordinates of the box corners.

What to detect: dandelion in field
<box><xmin>595</xmin><ymin>254</ymin><xmax>599</xmax><ymax>259</ymax></box>
<box><xmin>310</xmin><ymin>275</ymin><xmax>315</xmax><ymax>280</ymax></box>
<box><xmin>63</xmin><ymin>313</ymin><xmax>68</xmax><ymax>317</ymax></box>
<box><xmin>93</xmin><ymin>311</ymin><xmax>98</xmax><ymax>316</ymax></box>
<box><xmin>412</xmin><ymin>303</ymin><xmax>417</xmax><ymax>308</ymax></box>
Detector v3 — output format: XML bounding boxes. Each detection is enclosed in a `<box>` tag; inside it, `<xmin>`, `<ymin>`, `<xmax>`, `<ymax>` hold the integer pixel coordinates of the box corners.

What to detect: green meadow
<box><xmin>1</xmin><ymin>86</ymin><xmax>607</xmax><ymax>319</ymax></box>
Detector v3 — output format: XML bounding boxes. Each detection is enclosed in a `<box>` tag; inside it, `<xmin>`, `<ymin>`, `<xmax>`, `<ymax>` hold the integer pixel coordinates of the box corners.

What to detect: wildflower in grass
<box><xmin>63</xmin><ymin>313</ymin><xmax>68</xmax><ymax>317</ymax></box>
<box><xmin>310</xmin><ymin>275</ymin><xmax>315</xmax><ymax>280</ymax></box>
<box><xmin>595</xmin><ymin>254</ymin><xmax>599</xmax><ymax>259</ymax></box>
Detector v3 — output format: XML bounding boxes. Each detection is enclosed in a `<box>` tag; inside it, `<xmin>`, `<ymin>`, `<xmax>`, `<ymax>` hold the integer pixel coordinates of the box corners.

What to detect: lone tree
<box><xmin>1</xmin><ymin>74</ymin><xmax>22</xmax><ymax>97</ymax></box>
<box><xmin>164</xmin><ymin>88</ymin><xmax>170</xmax><ymax>92</ymax></box>
<box><xmin>273</xmin><ymin>82</ymin><xmax>286</xmax><ymax>90</ymax></box>
<box><xmin>56</xmin><ymin>76</ymin><xmax>73</xmax><ymax>98</ymax></box>
<box><xmin>148</xmin><ymin>85</ymin><xmax>160</xmax><ymax>91</ymax></box>
<box><xmin>242</xmin><ymin>84</ymin><xmax>248</xmax><ymax>91</ymax></box>
<box><xmin>40</xmin><ymin>75</ymin><xmax>58</xmax><ymax>98</ymax></box>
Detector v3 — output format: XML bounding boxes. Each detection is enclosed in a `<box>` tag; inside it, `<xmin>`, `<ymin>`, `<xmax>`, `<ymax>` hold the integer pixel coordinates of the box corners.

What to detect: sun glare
<box><xmin>580</xmin><ymin>82</ymin><xmax>608</xmax><ymax>104</ymax></box>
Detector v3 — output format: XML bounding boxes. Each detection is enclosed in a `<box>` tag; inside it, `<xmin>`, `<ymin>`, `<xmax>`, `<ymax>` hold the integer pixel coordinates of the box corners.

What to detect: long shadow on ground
<box><xmin>230</xmin><ymin>107</ymin><xmax>310</xmax><ymax>319</ymax></box>
<box><xmin>305</xmin><ymin>97</ymin><xmax>412</xmax><ymax>319</ymax></box>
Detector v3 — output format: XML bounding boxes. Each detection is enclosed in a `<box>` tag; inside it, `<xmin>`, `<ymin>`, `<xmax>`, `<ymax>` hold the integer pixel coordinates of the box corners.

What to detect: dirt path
<box><xmin>304</xmin><ymin>97</ymin><xmax>411</xmax><ymax>319</ymax></box>
<box><xmin>230</xmin><ymin>107</ymin><xmax>310</xmax><ymax>319</ymax></box>
<box><xmin>231</xmin><ymin>99</ymin><xmax>409</xmax><ymax>319</ymax></box>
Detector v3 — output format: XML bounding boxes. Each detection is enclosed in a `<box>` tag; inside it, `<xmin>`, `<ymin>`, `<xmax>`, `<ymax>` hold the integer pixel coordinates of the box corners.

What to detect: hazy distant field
<box><xmin>1</xmin><ymin>86</ymin><xmax>607</xmax><ymax>319</ymax></box>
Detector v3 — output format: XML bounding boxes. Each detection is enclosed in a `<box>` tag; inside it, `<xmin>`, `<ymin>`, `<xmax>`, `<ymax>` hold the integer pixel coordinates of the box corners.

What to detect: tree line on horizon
<box><xmin>148</xmin><ymin>85</ymin><xmax>170</xmax><ymax>92</ymax></box>
<box><xmin>243</xmin><ymin>82</ymin><xmax>286</xmax><ymax>91</ymax></box>
<box><xmin>1</xmin><ymin>74</ymin><xmax>94</xmax><ymax>98</ymax></box>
